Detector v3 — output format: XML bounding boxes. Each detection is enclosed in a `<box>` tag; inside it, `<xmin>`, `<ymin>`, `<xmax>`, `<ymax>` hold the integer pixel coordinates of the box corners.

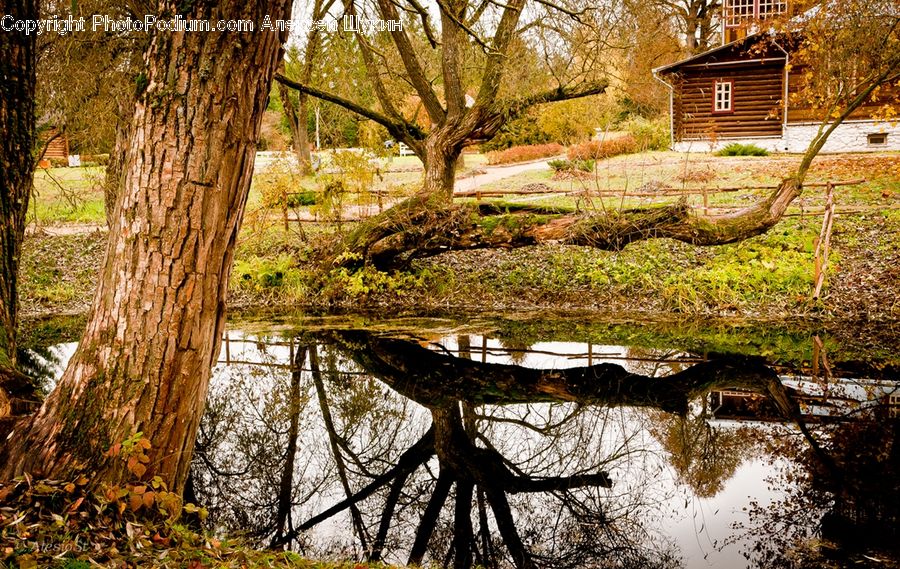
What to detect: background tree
<box><xmin>277</xmin><ymin>0</ymin><xmax>611</xmax><ymax>200</ymax></box>
<box><xmin>0</xmin><ymin>0</ymin><xmax>293</xmax><ymax>495</ymax></box>
<box><xmin>651</xmin><ymin>0</ymin><xmax>721</xmax><ymax>52</ymax></box>
<box><xmin>0</xmin><ymin>0</ymin><xmax>39</xmax><ymax>415</ymax></box>
<box><xmin>277</xmin><ymin>0</ymin><xmax>338</xmax><ymax>173</ymax></box>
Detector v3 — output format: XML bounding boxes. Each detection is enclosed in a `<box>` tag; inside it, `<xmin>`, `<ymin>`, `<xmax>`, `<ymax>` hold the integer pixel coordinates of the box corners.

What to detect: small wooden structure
<box><xmin>39</xmin><ymin>128</ymin><xmax>70</xmax><ymax>165</ymax></box>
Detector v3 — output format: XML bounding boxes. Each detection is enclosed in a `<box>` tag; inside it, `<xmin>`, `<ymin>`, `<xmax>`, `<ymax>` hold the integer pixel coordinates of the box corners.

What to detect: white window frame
<box><xmin>713</xmin><ymin>80</ymin><xmax>734</xmax><ymax>113</ymax></box>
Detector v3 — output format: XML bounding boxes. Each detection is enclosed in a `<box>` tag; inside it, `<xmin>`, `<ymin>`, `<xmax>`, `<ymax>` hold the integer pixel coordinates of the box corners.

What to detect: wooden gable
<box><xmin>656</xmin><ymin>37</ymin><xmax>788</xmax><ymax>142</ymax></box>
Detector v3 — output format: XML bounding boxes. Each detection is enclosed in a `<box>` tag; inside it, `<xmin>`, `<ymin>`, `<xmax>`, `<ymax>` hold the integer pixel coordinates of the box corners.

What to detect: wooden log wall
<box><xmin>673</xmin><ymin>62</ymin><xmax>784</xmax><ymax>140</ymax></box>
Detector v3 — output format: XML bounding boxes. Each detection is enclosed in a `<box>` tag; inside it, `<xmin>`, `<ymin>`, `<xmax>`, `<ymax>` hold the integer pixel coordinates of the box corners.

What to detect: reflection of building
<box><xmin>710</xmin><ymin>377</ymin><xmax>900</xmax><ymax>423</ymax></box>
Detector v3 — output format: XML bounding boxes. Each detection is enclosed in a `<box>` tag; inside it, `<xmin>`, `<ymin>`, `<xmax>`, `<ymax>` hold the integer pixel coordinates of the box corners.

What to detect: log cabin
<box><xmin>40</xmin><ymin>128</ymin><xmax>70</xmax><ymax>163</ymax></box>
<box><xmin>653</xmin><ymin>0</ymin><xmax>900</xmax><ymax>153</ymax></box>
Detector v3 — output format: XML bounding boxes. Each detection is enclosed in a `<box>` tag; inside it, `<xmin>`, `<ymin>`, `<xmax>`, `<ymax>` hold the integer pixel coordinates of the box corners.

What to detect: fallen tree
<box><xmin>333</xmin><ymin>177</ymin><xmax>802</xmax><ymax>269</ymax></box>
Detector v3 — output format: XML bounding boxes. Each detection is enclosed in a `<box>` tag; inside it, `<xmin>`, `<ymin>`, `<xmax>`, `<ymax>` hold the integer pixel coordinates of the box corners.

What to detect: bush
<box><xmin>716</xmin><ymin>143</ymin><xmax>770</xmax><ymax>156</ymax></box>
<box><xmin>287</xmin><ymin>190</ymin><xmax>316</xmax><ymax>207</ymax></box>
<box><xmin>622</xmin><ymin>116</ymin><xmax>670</xmax><ymax>151</ymax></box>
<box><xmin>258</xmin><ymin>158</ymin><xmax>312</xmax><ymax>210</ymax></box>
<box><xmin>485</xmin><ymin>143</ymin><xmax>565</xmax><ymax>165</ymax></box>
<box><xmin>548</xmin><ymin>158</ymin><xmax>595</xmax><ymax>173</ymax></box>
<box><xmin>567</xmin><ymin>135</ymin><xmax>638</xmax><ymax>161</ymax></box>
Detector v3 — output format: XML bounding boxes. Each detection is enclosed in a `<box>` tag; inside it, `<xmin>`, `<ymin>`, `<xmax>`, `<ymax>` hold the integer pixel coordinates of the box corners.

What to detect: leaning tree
<box><xmin>278</xmin><ymin>0</ymin><xmax>899</xmax><ymax>270</ymax></box>
<box><xmin>0</xmin><ymin>0</ymin><xmax>293</xmax><ymax>495</ymax></box>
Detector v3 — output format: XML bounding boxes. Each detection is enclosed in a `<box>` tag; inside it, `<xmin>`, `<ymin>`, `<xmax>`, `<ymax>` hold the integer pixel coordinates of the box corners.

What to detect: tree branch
<box><xmin>376</xmin><ymin>0</ymin><xmax>446</xmax><ymax>122</ymax></box>
<box><xmin>272</xmin><ymin>425</ymin><xmax>435</xmax><ymax>547</ymax></box>
<box><xmin>273</xmin><ymin>73</ymin><xmax>427</xmax><ymax>142</ymax></box>
<box><xmin>509</xmin><ymin>79</ymin><xmax>609</xmax><ymax>110</ymax></box>
<box><xmin>408</xmin><ymin>470</ymin><xmax>454</xmax><ymax>565</ymax></box>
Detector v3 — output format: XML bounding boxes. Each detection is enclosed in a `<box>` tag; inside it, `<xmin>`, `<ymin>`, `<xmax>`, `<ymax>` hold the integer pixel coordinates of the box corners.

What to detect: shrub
<box><xmin>548</xmin><ymin>159</ymin><xmax>595</xmax><ymax>173</ymax></box>
<box><xmin>567</xmin><ymin>135</ymin><xmax>638</xmax><ymax>161</ymax></box>
<box><xmin>258</xmin><ymin>157</ymin><xmax>312</xmax><ymax>210</ymax></box>
<box><xmin>621</xmin><ymin>116</ymin><xmax>670</xmax><ymax>151</ymax></box>
<box><xmin>287</xmin><ymin>190</ymin><xmax>316</xmax><ymax>207</ymax></box>
<box><xmin>715</xmin><ymin>143</ymin><xmax>770</xmax><ymax>156</ymax></box>
<box><xmin>485</xmin><ymin>143</ymin><xmax>565</xmax><ymax>165</ymax></box>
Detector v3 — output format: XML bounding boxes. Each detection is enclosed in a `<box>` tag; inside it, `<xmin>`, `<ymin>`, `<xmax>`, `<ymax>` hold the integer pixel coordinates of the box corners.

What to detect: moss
<box><xmin>475</xmin><ymin>212</ymin><xmax>553</xmax><ymax>236</ymax></box>
<box><xmin>134</xmin><ymin>72</ymin><xmax>148</xmax><ymax>97</ymax></box>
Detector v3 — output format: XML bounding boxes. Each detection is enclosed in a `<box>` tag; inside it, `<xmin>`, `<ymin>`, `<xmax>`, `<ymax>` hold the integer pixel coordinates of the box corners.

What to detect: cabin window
<box><xmin>725</xmin><ymin>0</ymin><xmax>786</xmax><ymax>27</ymax></box>
<box><xmin>757</xmin><ymin>0</ymin><xmax>787</xmax><ymax>18</ymax></box>
<box><xmin>868</xmin><ymin>133</ymin><xmax>888</xmax><ymax>146</ymax></box>
<box><xmin>713</xmin><ymin>80</ymin><xmax>733</xmax><ymax>113</ymax></box>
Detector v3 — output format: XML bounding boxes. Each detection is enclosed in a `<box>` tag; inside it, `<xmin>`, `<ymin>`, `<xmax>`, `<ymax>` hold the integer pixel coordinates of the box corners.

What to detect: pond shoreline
<box><xmin>19</xmin><ymin>214</ymin><xmax>900</xmax><ymax>326</ymax></box>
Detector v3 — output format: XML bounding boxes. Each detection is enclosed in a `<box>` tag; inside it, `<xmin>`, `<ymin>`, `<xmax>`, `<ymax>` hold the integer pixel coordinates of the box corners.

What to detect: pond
<box><xmin>22</xmin><ymin>315</ymin><xmax>900</xmax><ymax>568</ymax></box>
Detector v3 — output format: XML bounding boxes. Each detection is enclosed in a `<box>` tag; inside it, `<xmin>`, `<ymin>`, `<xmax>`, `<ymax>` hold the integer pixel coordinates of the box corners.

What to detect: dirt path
<box><xmin>26</xmin><ymin>223</ymin><xmax>105</xmax><ymax>236</ymax></box>
<box><xmin>454</xmin><ymin>158</ymin><xmax>557</xmax><ymax>193</ymax></box>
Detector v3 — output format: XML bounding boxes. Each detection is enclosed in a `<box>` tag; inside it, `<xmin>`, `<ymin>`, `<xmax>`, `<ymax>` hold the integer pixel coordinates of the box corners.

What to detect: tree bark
<box><xmin>423</xmin><ymin>138</ymin><xmax>462</xmax><ymax>200</ymax></box>
<box><xmin>0</xmin><ymin>0</ymin><xmax>37</xmax><ymax>372</ymax></box>
<box><xmin>0</xmin><ymin>0</ymin><xmax>292</xmax><ymax>494</ymax></box>
<box><xmin>103</xmin><ymin>104</ymin><xmax>132</xmax><ymax>228</ymax></box>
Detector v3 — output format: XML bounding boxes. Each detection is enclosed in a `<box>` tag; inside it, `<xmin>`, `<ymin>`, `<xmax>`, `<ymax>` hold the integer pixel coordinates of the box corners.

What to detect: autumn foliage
<box><xmin>567</xmin><ymin>135</ymin><xmax>639</xmax><ymax>161</ymax></box>
<box><xmin>485</xmin><ymin>143</ymin><xmax>565</xmax><ymax>165</ymax></box>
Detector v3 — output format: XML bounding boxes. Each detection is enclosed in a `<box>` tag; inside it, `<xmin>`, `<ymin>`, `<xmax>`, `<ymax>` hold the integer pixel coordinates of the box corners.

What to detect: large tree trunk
<box><xmin>0</xmin><ymin>0</ymin><xmax>291</xmax><ymax>494</ymax></box>
<box><xmin>422</xmin><ymin>137</ymin><xmax>462</xmax><ymax>199</ymax></box>
<box><xmin>0</xmin><ymin>0</ymin><xmax>37</xmax><ymax>371</ymax></box>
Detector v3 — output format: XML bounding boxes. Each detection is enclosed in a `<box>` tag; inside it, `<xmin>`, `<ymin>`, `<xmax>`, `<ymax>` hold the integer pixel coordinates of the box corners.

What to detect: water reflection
<box><xmin>23</xmin><ymin>320</ymin><xmax>900</xmax><ymax>568</ymax></box>
<box><xmin>190</xmin><ymin>326</ymin><xmax>900</xmax><ymax>569</ymax></box>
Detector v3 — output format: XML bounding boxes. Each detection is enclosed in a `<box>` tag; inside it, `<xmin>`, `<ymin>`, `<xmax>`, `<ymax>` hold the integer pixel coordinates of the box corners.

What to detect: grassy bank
<box><xmin>20</xmin><ymin>151</ymin><xmax>900</xmax><ymax>322</ymax></box>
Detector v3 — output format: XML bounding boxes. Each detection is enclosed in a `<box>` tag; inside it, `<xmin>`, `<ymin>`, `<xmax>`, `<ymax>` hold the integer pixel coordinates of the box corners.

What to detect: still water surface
<box><xmin>25</xmin><ymin>316</ymin><xmax>900</xmax><ymax>568</ymax></box>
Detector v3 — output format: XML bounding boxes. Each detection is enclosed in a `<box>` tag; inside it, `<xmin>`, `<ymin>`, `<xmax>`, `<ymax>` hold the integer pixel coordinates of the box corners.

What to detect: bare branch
<box><xmin>511</xmin><ymin>79</ymin><xmax>608</xmax><ymax>110</ymax></box>
<box><xmin>396</xmin><ymin>0</ymin><xmax>440</xmax><ymax>48</ymax></box>
<box><xmin>273</xmin><ymin>74</ymin><xmax>427</xmax><ymax>144</ymax></box>
<box><xmin>376</xmin><ymin>0</ymin><xmax>446</xmax><ymax>122</ymax></box>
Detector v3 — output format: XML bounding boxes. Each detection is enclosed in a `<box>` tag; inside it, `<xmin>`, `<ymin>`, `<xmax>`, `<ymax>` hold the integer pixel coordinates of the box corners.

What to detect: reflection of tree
<box><xmin>15</xmin><ymin>345</ymin><xmax>60</xmax><ymax>395</ymax></box>
<box><xmin>647</xmin><ymin>403</ymin><xmax>752</xmax><ymax>498</ymax></box>
<box><xmin>194</xmin><ymin>328</ymin><xmax>824</xmax><ymax>568</ymax></box>
<box><xmin>736</xmin><ymin>414</ymin><xmax>900</xmax><ymax>568</ymax></box>
<box><xmin>269</xmin><ymin>330</ymin><xmax>792</xmax><ymax>569</ymax></box>
<box><xmin>193</xmin><ymin>338</ymin><xmax>320</xmax><ymax>545</ymax></box>
<box><xmin>194</xmin><ymin>334</ymin><xmax>425</xmax><ymax>555</ymax></box>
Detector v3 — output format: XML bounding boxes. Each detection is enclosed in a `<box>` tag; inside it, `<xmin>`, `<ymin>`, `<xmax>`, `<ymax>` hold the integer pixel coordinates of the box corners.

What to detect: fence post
<box><xmin>812</xmin><ymin>182</ymin><xmax>835</xmax><ymax>300</ymax></box>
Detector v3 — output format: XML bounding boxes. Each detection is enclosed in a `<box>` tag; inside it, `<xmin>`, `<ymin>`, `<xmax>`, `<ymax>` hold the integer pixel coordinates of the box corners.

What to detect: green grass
<box><xmin>31</xmin><ymin>167</ymin><xmax>106</xmax><ymax>224</ymax></box>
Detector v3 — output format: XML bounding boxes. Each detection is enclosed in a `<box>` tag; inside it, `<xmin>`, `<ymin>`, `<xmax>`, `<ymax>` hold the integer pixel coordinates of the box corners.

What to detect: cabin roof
<box><xmin>653</xmin><ymin>33</ymin><xmax>788</xmax><ymax>76</ymax></box>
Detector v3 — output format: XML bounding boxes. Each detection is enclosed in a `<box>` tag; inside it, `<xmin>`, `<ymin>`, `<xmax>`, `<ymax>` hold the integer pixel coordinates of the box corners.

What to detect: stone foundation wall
<box><xmin>673</xmin><ymin>120</ymin><xmax>900</xmax><ymax>153</ymax></box>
